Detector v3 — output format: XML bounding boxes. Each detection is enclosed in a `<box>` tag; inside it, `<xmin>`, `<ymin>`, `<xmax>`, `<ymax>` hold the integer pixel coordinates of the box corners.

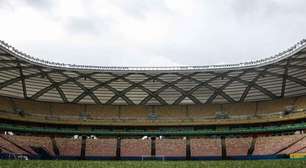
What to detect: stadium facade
<box><xmin>0</xmin><ymin>40</ymin><xmax>306</xmax><ymax>160</ymax></box>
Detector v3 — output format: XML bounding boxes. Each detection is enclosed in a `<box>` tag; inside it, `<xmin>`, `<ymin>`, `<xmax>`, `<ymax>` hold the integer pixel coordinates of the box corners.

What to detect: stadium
<box><xmin>0</xmin><ymin>37</ymin><xmax>306</xmax><ymax>165</ymax></box>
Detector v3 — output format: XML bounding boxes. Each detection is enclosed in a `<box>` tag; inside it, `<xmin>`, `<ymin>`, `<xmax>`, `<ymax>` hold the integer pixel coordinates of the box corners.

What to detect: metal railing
<box><xmin>0</xmin><ymin>39</ymin><xmax>305</xmax><ymax>71</ymax></box>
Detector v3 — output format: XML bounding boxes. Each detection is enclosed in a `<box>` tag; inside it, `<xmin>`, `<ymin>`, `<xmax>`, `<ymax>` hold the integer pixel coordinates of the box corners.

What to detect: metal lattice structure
<box><xmin>0</xmin><ymin>40</ymin><xmax>306</xmax><ymax>105</ymax></box>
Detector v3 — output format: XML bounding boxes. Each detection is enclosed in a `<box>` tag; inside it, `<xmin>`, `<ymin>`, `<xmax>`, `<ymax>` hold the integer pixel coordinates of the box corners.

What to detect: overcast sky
<box><xmin>0</xmin><ymin>0</ymin><xmax>306</xmax><ymax>67</ymax></box>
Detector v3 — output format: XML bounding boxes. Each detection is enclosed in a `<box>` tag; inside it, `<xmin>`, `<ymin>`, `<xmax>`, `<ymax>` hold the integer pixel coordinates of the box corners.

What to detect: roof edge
<box><xmin>0</xmin><ymin>39</ymin><xmax>306</xmax><ymax>72</ymax></box>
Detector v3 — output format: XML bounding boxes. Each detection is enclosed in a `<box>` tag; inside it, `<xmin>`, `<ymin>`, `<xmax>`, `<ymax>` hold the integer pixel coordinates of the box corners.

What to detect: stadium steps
<box><xmin>0</xmin><ymin>134</ymin><xmax>34</xmax><ymax>156</ymax></box>
<box><xmin>186</xmin><ymin>137</ymin><xmax>191</xmax><ymax>160</ymax></box>
<box><xmin>116</xmin><ymin>137</ymin><xmax>121</xmax><ymax>160</ymax></box>
<box><xmin>30</xmin><ymin>146</ymin><xmax>52</xmax><ymax>159</ymax></box>
<box><xmin>293</xmin><ymin>146</ymin><xmax>306</xmax><ymax>153</ymax></box>
<box><xmin>80</xmin><ymin>136</ymin><xmax>86</xmax><ymax>160</ymax></box>
<box><xmin>273</xmin><ymin>135</ymin><xmax>305</xmax><ymax>155</ymax></box>
<box><xmin>221</xmin><ymin>137</ymin><xmax>227</xmax><ymax>159</ymax></box>
<box><xmin>0</xmin><ymin>145</ymin><xmax>15</xmax><ymax>153</ymax></box>
<box><xmin>50</xmin><ymin>136</ymin><xmax>60</xmax><ymax>157</ymax></box>
<box><xmin>247</xmin><ymin>136</ymin><xmax>257</xmax><ymax>156</ymax></box>
<box><xmin>151</xmin><ymin>137</ymin><xmax>156</xmax><ymax>156</ymax></box>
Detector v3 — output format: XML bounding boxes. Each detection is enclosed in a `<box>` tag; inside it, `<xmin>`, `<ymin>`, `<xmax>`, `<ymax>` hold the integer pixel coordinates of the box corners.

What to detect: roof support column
<box><xmin>281</xmin><ymin>59</ymin><xmax>290</xmax><ymax>97</ymax></box>
<box><xmin>17</xmin><ymin>62</ymin><xmax>27</xmax><ymax>98</ymax></box>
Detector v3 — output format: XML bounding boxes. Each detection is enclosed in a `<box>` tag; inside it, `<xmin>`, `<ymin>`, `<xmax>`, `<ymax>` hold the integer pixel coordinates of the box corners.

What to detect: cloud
<box><xmin>25</xmin><ymin>0</ymin><xmax>53</xmax><ymax>10</ymax></box>
<box><xmin>64</xmin><ymin>17</ymin><xmax>105</xmax><ymax>35</ymax></box>
<box><xmin>0</xmin><ymin>0</ymin><xmax>306</xmax><ymax>66</ymax></box>
<box><xmin>110</xmin><ymin>0</ymin><xmax>170</xmax><ymax>19</ymax></box>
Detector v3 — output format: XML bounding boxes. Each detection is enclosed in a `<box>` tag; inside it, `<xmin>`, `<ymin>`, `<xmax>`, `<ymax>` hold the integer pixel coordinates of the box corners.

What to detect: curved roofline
<box><xmin>0</xmin><ymin>39</ymin><xmax>306</xmax><ymax>72</ymax></box>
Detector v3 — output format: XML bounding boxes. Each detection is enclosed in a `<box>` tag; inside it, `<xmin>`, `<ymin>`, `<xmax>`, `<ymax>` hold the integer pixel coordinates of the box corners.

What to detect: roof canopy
<box><xmin>0</xmin><ymin>40</ymin><xmax>306</xmax><ymax>105</ymax></box>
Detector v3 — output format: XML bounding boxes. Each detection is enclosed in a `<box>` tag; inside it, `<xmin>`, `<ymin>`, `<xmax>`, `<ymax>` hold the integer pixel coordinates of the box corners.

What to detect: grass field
<box><xmin>0</xmin><ymin>160</ymin><xmax>305</xmax><ymax>168</ymax></box>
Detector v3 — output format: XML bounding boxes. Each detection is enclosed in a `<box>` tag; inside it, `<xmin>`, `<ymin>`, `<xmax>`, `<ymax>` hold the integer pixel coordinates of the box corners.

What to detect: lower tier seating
<box><xmin>156</xmin><ymin>139</ymin><xmax>186</xmax><ymax>157</ymax></box>
<box><xmin>54</xmin><ymin>137</ymin><xmax>81</xmax><ymax>157</ymax></box>
<box><xmin>280</xmin><ymin>136</ymin><xmax>306</xmax><ymax>154</ymax></box>
<box><xmin>190</xmin><ymin>138</ymin><xmax>222</xmax><ymax>157</ymax></box>
<box><xmin>253</xmin><ymin>134</ymin><xmax>304</xmax><ymax>155</ymax></box>
<box><xmin>0</xmin><ymin>134</ymin><xmax>54</xmax><ymax>156</ymax></box>
<box><xmin>85</xmin><ymin>138</ymin><xmax>117</xmax><ymax>157</ymax></box>
<box><xmin>121</xmin><ymin>139</ymin><xmax>151</xmax><ymax>157</ymax></box>
<box><xmin>0</xmin><ymin>133</ymin><xmax>305</xmax><ymax>159</ymax></box>
<box><xmin>225</xmin><ymin>137</ymin><xmax>252</xmax><ymax>156</ymax></box>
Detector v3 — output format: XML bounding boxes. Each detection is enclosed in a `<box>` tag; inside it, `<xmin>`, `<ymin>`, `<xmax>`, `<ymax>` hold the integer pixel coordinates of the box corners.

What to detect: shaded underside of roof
<box><xmin>0</xmin><ymin>40</ymin><xmax>306</xmax><ymax>105</ymax></box>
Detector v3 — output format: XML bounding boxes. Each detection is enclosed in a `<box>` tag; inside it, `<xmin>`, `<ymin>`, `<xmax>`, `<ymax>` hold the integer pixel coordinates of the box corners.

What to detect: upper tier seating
<box><xmin>155</xmin><ymin>106</ymin><xmax>187</xmax><ymax>119</ymax></box>
<box><xmin>223</xmin><ymin>102</ymin><xmax>256</xmax><ymax>116</ymax></box>
<box><xmin>86</xmin><ymin>105</ymin><xmax>119</xmax><ymax>119</ymax></box>
<box><xmin>257</xmin><ymin>98</ymin><xmax>294</xmax><ymax>114</ymax></box>
<box><xmin>0</xmin><ymin>95</ymin><xmax>306</xmax><ymax>126</ymax></box>
<box><xmin>14</xmin><ymin>99</ymin><xmax>51</xmax><ymax>115</ymax></box>
<box><xmin>295</xmin><ymin>96</ymin><xmax>306</xmax><ymax>109</ymax></box>
<box><xmin>120</xmin><ymin>106</ymin><xmax>150</xmax><ymax>119</ymax></box>
<box><xmin>51</xmin><ymin>104</ymin><xmax>83</xmax><ymax>117</ymax></box>
<box><xmin>0</xmin><ymin>97</ymin><xmax>13</xmax><ymax>112</ymax></box>
<box><xmin>188</xmin><ymin>104</ymin><xmax>220</xmax><ymax>118</ymax></box>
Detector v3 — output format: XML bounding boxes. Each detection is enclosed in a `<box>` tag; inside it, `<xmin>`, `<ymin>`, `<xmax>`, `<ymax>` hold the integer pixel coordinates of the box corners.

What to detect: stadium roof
<box><xmin>0</xmin><ymin>39</ymin><xmax>306</xmax><ymax>105</ymax></box>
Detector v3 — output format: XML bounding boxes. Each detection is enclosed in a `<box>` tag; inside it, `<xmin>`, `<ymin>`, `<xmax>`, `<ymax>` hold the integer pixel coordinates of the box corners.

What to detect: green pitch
<box><xmin>0</xmin><ymin>160</ymin><xmax>305</xmax><ymax>168</ymax></box>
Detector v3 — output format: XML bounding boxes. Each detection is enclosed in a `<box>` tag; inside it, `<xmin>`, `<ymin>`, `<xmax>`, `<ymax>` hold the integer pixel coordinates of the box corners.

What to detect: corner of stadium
<box><xmin>0</xmin><ymin>39</ymin><xmax>306</xmax><ymax>166</ymax></box>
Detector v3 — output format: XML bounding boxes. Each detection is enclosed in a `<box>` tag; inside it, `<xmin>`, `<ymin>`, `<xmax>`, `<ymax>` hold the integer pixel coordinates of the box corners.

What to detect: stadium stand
<box><xmin>1</xmin><ymin>96</ymin><xmax>305</xmax><ymax>126</ymax></box>
<box><xmin>223</xmin><ymin>102</ymin><xmax>256</xmax><ymax>116</ymax></box>
<box><xmin>1</xmin><ymin>133</ymin><xmax>306</xmax><ymax>160</ymax></box>
<box><xmin>190</xmin><ymin>138</ymin><xmax>222</xmax><ymax>158</ymax></box>
<box><xmin>257</xmin><ymin>98</ymin><xmax>295</xmax><ymax>115</ymax></box>
<box><xmin>0</xmin><ymin>40</ymin><xmax>306</xmax><ymax>160</ymax></box>
<box><xmin>253</xmin><ymin>134</ymin><xmax>304</xmax><ymax>155</ymax></box>
<box><xmin>0</xmin><ymin>97</ymin><xmax>13</xmax><ymax>113</ymax></box>
<box><xmin>154</xmin><ymin>106</ymin><xmax>187</xmax><ymax>119</ymax></box>
<box><xmin>86</xmin><ymin>105</ymin><xmax>119</xmax><ymax>120</ymax></box>
<box><xmin>0</xmin><ymin>134</ymin><xmax>54</xmax><ymax>158</ymax></box>
<box><xmin>295</xmin><ymin>96</ymin><xmax>306</xmax><ymax>109</ymax></box>
<box><xmin>156</xmin><ymin>139</ymin><xmax>186</xmax><ymax>158</ymax></box>
<box><xmin>54</xmin><ymin>137</ymin><xmax>81</xmax><ymax>158</ymax></box>
<box><xmin>188</xmin><ymin>104</ymin><xmax>219</xmax><ymax>118</ymax></box>
<box><xmin>51</xmin><ymin>104</ymin><xmax>83</xmax><ymax>118</ymax></box>
<box><xmin>120</xmin><ymin>106</ymin><xmax>150</xmax><ymax>119</ymax></box>
<box><xmin>121</xmin><ymin>139</ymin><xmax>151</xmax><ymax>157</ymax></box>
<box><xmin>0</xmin><ymin>134</ymin><xmax>29</xmax><ymax>155</ymax></box>
<box><xmin>225</xmin><ymin>137</ymin><xmax>252</xmax><ymax>157</ymax></box>
<box><xmin>280</xmin><ymin>135</ymin><xmax>306</xmax><ymax>154</ymax></box>
<box><xmin>85</xmin><ymin>138</ymin><xmax>117</xmax><ymax>159</ymax></box>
